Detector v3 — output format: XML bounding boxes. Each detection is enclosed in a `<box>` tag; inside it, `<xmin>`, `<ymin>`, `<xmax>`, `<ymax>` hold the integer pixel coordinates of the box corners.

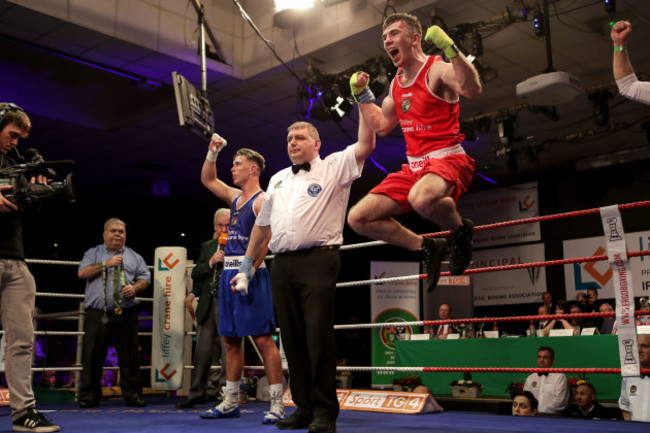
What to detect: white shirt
<box><xmin>619</xmin><ymin>375</ymin><xmax>650</xmax><ymax>422</ymax></box>
<box><xmin>617</xmin><ymin>73</ymin><xmax>650</xmax><ymax>105</ymax></box>
<box><xmin>524</xmin><ymin>372</ymin><xmax>569</xmax><ymax>414</ymax></box>
<box><xmin>257</xmin><ymin>144</ymin><xmax>361</xmax><ymax>254</ymax></box>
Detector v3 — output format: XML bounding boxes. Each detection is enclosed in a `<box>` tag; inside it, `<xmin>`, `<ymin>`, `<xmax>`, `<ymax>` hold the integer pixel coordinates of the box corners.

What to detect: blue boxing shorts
<box><xmin>218</xmin><ymin>260</ymin><xmax>276</xmax><ymax>337</ymax></box>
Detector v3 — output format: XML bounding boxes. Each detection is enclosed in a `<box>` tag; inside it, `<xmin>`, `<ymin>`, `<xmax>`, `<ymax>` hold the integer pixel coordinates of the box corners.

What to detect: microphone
<box><xmin>217</xmin><ymin>232</ymin><xmax>228</xmax><ymax>251</ymax></box>
<box><xmin>22</xmin><ymin>148</ymin><xmax>74</xmax><ymax>178</ymax></box>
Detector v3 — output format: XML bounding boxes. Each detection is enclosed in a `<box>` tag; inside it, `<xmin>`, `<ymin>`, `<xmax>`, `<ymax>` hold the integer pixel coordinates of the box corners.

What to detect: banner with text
<box><xmin>370</xmin><ymin>261</ymin><xmax>420</xmax><ymax>388</ymax></box>
<box><xmin>562</xmin><ymin>231</ymin><xmax>650</xmax><ymax>301</ymax></box>
<box><xmin>472</xmin><ymin>243</ymin><xmax>547</xmax><ymax>306</ymax></box>
<box><xmin>458</xmin><ymin>181</ymin><xmax>540</xmax><ymax>248</ymax></box>
<box><xmin>151</xmin><ymin>247</ymin><xmax>187</xmax><ymax>390</ymax></box>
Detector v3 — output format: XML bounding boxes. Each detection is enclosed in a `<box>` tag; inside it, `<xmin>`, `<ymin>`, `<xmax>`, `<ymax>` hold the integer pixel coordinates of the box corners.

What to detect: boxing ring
<box><xmin>4</xmin><ymin>200</ymin><xmax>650</xmax><ymax>432</ymax></box>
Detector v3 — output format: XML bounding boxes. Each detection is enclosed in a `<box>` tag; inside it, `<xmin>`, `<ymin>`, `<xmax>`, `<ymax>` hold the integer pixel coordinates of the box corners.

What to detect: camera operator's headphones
<box><xmin>0</xmin><ymin>103</ymin><xmax>24</xmax><ymax>122</ymax></box>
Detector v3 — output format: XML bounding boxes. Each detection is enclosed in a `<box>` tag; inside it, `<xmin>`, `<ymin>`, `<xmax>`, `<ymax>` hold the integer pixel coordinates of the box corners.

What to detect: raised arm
<box><xmin>201</xmin><ymin>133</ymin><xmax>241</xmax><ymax>205</ymax></box>
<box><xmin>354</xmin><ymin>109</ymin><xmax>376</xmax><ymax>165</ymax></box>
<box><xmin>351</xmin><ymin>71</ymin><xmax>399</xmax><ymax>136</ymax></box>
<box><xmin>611</xmin><ymin>20</ymin><xmax>634</xmax><ymax>80</ymax></box>
<box><xmin>424</xmin><ymin>26</ymin><xmax>482</xmax><ymax>99</ymax></box>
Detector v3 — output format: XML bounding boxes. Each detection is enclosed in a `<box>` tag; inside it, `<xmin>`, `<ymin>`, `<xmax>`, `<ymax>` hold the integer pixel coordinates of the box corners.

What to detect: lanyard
<box><xmin>102</xmin><ymin>261</ymin><xmax>125</xmax><ymax>317</ymax></box>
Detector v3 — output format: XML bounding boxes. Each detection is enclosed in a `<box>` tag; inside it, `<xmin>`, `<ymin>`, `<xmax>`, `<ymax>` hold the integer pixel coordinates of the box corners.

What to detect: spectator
<box><xmin>176</xmin><ymin>208</ymin><xmax>230</xmax><ymax>409</ymax></box>
<box><xmin>77</xmin><ymin>218</ymin><xmax>151</xmax><ymax>408</ymax></box>
<box><xmin>542</xmin><ymin>301</ymin><xmax>574</xmax><ymax>336</ymax></box>
<box><xmin>584</xmin><ymin>288</ymin><xmax>600</xmax><ymax>313</ymax></box>
<box><xmin>537</xmin><ymin>305</ymin><xmax>551</xmax><ymax>332</ymax></box>
<box><xmin>542</xmin><ymin>292</ymin><xmax>554</xmax><ymax>312</ymax></box>
<box><xmin>432</xmin><ymin>303</ymin><xmax>452</xmax><ymax>339</ymax></box>
<box><xmin>512</xmin><ymin>390</ymin><xmax>538</xmax><ymax>416</ymax></box>
<box><xmin>576</xmin><ymin>292</ymin><xmax>587</xmax><ymax>308</ymax></box>
<box><xmin>523</xmin><ymin>346</ymin><xmax>569</xmax><ymax>414</ymax></box>
<box><xmin>619</xmin><ymin>334</ymin><xmax>650</xmax><ymax>422</ymax></box>
<box><xmin>599</xmin><ymin>303</ymin><xmax>616</xmax><ymax>335</ymax></box>
<box><xmin>563</xmin><ymin>383</ymin><xmax>610</xmax><ymax>419</ymax></box>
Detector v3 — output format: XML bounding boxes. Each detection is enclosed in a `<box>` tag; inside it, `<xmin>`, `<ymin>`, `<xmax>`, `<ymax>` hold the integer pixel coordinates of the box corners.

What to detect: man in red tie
<box><xmin>433</xmin><ymin>303</ymin><xmax>452</xmax><ymax>339</ymax></box>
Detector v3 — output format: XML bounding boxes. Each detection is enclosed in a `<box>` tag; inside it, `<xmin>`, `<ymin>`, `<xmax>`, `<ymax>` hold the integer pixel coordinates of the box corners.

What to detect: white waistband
<box><xmin>224</xmin><ymin>255</ymin><xmax>266</xmax><ymax>270</ymax></box>
<box><xmin>407</xmin><ymin>144</ymin><xmax>465</xmax><ymax>172</ymax></box>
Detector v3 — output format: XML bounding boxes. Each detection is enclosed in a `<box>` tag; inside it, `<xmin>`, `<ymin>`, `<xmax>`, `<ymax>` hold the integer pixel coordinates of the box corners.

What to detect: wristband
<box><xmin>614</xmin><ymin>45</ymin><xmax>627</xmax><ymax>52</ymax></box>
<box><xmin>356</xmin><ymin>87</ymin><xmax>376</xmax><ymax>104</ymax></box>
<box><xmin>206</xmin><ymin>148</ymin><xmax>218</xmax><ymax>162</ymax></box>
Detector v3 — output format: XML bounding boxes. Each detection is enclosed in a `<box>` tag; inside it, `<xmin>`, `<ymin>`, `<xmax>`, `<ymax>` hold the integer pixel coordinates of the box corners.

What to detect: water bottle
<box><xmin>528</xmin><ymin>321</ymin><xmax>536</xmax><ymax>337</ymax></box>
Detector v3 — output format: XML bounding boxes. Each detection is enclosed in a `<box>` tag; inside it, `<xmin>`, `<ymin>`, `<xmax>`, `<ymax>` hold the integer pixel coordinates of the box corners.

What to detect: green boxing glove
<box><xmin>424</xmin><ymin>25</ymin><xmax>460</xmax><ymax>59</ymax></box>
<box><xmin>350</xmin><ymin>71</ymin><xmax>375</xmax><ymax>103</ymax></box>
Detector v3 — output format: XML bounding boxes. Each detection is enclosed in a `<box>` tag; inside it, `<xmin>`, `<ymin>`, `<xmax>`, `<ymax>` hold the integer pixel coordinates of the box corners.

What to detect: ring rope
<box><xmin>332</xmin><ymin>366</ymin><xmax>650</xmax><ymax>374</ymax></box>
<box><xmin>336</xmin><ymin>249</ymin><xmax>650</xmax><ymax>288</ymax></box>
<box><xmin>332</xmin><ymin>310</ymin><xmax>650</xmax><ymax>330</ymax></box>
<box><xmin>36</xmin><ymin>292</ymin><xmax>154</xmax><ymax>302</ymax></box>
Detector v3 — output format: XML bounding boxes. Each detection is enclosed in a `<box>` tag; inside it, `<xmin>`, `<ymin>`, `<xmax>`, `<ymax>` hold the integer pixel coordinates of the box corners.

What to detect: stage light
<box><xmin>533</xmin><ymin>10</ymin><xmax>544</xmax><ymax>37</ymax></box>
<box><xmin>274</xmin><ymin>0</ymin><xmax>313</xmax><ymax>11</ymax></box>
<box><xmin>604</xmin><ymin>0</ymin><xmax>616</xmax><ymax>14</ymax></box>
<box><xmin>273</xmin><ymin>0</ymin><xmax>313</xmax><ymax>28</ymax></box>
<box><xmin>471</xmin><ymin>31</ymin><xmax>483</xmax><ymax>57</ymax></box>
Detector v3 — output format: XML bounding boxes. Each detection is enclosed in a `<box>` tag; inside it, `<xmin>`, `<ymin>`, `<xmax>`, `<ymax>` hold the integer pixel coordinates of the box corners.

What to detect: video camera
<box><xmin>0</xmin><ymin>148</ymin><xmax>75</xmax><ymax>209</ymax></box>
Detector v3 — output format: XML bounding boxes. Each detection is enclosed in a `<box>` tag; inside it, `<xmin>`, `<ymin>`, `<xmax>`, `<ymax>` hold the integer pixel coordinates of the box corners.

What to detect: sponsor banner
<box><xmin>458</xmin><ymin>181</ymin><xmax>540</xmax><ymax>248</ymax></box>
<box><xmin>282</xmin><ymin>388</ymin><xmax>442</xmax><ymax>414</ymax></box>
<box><xmin>472</xmin><ymin>244</ymin><xmax>547</xmax><ymax>306</ymax></box>
<box><xmin>438</xmin><ymin>275</ymin><xmax>470</xmax><ymax>286</ymax></box>
<box><xmin>370</xmin><ymin>262</ymin><xmax>420</xmax><ymax>388</ymax></box>
<box><xmin>600</xmin><ymin>206</ymin><xmax>639</xmax><ymax>377</ymax></box>
<box><xmin>0</xmin><ymin>388</ymin><xmax>9</xmax><ymax>406</ymax></box>
<box><xmin>562</xmin><ymin>230</ymin><xmax>650</xmax><ymax>300</ymax></box>
<box><xmin>151</xmin><ymin>247</ymin><xmax>187</xmax><ymax>390</ymax></box>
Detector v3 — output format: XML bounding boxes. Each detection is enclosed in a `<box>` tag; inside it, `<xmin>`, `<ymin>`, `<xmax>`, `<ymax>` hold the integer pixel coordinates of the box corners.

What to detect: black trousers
<box><xmin>271</xmin><ymin>248</ymin><xmax>340</xmax><ymax>419</ymax></box>
<box><xmin>80</xmin><ymin>308</ymin><xmax>143</xmax><ymax>403</ymax></box>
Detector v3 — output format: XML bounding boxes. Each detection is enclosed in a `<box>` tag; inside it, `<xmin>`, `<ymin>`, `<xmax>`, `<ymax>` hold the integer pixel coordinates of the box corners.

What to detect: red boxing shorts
<box><xmin>369</xmin><ymin>153</ymin><xmax>475</xmax><ymax>213</ymax></box>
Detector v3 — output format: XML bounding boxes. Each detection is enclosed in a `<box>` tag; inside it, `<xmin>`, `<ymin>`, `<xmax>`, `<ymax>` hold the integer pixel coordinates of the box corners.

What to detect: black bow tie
<box><xmin>538</xmin><ymin>373</ymin><xmax>548</xmax><ymax>377</ymax></box>
<box><xmin>291</xmin><ymin>162</ymin><xmax>311</xmax><ymax>174</ymax></box>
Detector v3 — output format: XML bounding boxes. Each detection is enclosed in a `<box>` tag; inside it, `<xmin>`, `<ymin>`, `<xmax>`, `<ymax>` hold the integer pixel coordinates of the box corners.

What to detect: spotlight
<box><xmin>604</xmin><ymin>0</ymin><xmax>616</xmax><ymax>14</ymax></box>
<box><xmin>533</xmin><ymin>9</ymin><xmax>544</xmax><ymax>37</ymax></box>
<box><xmin>496</xmin><ymin>115</ymin><xmax>517</xmax><ymax>147</ymax></box>
<box><xmin>330</xmin><ymin>96</ymin><xmax>353</xmax><ymax>120</ymax></box>
<box><xmin>588</xmin><ymin>90</ymin><xmax>612</xmax><ymax>127</ymax></box>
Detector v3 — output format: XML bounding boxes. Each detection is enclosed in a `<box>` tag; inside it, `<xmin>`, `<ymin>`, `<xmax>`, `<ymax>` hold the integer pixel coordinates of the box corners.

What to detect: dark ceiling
<box><xmin>1</xmin><ymin>0</ymin><xmax>649</xmax><ymax>259</ymax></box>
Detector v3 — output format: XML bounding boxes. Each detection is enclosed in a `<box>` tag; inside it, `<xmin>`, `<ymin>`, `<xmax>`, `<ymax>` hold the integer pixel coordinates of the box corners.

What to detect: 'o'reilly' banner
<box><xmin>151</xmin><ymin>247</ymin><xmax>187</xmax><ymax>390</ymax></box>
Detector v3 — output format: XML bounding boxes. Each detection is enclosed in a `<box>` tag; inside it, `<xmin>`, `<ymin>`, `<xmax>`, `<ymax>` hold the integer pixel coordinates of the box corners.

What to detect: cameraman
<box><xmin>0</xmin><ymin>103</ymin><xmax>60</xmax><ymax>432</ymax></box>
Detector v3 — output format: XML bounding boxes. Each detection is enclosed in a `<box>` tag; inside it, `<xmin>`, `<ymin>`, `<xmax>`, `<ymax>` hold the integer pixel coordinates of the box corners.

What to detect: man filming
<box><xmin>0</xmin><ymin>102</ymin><xmax>60</xmax><ymax>432</ymax></box>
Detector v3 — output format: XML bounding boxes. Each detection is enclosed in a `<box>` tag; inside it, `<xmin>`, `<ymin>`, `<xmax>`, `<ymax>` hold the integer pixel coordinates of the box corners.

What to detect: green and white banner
<box><xmin>370</xmin><ymin>261</ymin><xmax>420</xmax><ymax>388</ymax></box>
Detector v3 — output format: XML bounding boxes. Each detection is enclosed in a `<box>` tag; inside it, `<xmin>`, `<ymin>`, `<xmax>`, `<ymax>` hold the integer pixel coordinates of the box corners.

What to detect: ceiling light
<box><xmin>274</xmin><ymin>0</ymin><xmax>313</xmax><ymax>11</ymax></box>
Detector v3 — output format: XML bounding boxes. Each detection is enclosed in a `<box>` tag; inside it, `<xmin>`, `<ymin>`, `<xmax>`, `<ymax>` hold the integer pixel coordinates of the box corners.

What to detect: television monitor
<box><xmin>172</xmin><ymin>71</ymin><xmax>215</xmax><ymax>141</ymax></box>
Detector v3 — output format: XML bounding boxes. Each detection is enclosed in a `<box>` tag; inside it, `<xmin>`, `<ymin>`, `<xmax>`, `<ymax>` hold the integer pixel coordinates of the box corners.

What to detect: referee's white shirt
<box><xmin>257</xmin><ymin>144</ymin><xmax>361</xmax><ymax>254</ymax></box>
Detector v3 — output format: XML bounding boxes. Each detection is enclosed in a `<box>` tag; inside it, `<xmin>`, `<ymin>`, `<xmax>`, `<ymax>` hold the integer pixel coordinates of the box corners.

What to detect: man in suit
<box><xmin>176</xmin><ymin>208</ymin><xmax>230</xmax><ymax>408</ymax></box>
<box><xmin>432</xmin><ymin>303</ymin><xmax>452</xmax><ymax>339</ymax></box>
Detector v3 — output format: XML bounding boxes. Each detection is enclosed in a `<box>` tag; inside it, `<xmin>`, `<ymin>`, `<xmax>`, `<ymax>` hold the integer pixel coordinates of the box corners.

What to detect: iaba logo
<box><xmin>374</xmin><ymin>309</ymin><xmax>416</xmax><ymax>350</ymax></box>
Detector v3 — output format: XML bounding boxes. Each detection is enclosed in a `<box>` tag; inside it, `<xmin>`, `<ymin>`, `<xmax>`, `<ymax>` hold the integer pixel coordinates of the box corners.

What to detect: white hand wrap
<box><xmin>233</xmin><ymin>272</ymin><xmax>250</xmax><ymax>296</ymax></box>
<box><xmin>206</xmin><ymin>133</ymin><xmax>228</xmax><ymax>162</ymax></box>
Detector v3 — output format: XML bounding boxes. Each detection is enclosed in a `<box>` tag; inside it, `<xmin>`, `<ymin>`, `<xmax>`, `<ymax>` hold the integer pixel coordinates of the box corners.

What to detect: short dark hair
<box><xmin>234</xmin><ymin>148</ymin><xmax>265</xmax><ymax>173</ymax></box>
<box><xmin>383</xmin><ymin>12</ymin><xmax>422</xmax><ymax>37</ymax></box>
<box><xmin>577</xmin><ymin>382</ymin><xmax>596</xmax><ymax>396</ymax></box>
<box><xmin>512</xmin><ymin>390</ymin><xmax>538</xmax><ymax>411</ymax></box>
<box><xmin>538</xmin><ymin>346</ymin><xmax>555</xmax><ymax>359</ymax></box>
